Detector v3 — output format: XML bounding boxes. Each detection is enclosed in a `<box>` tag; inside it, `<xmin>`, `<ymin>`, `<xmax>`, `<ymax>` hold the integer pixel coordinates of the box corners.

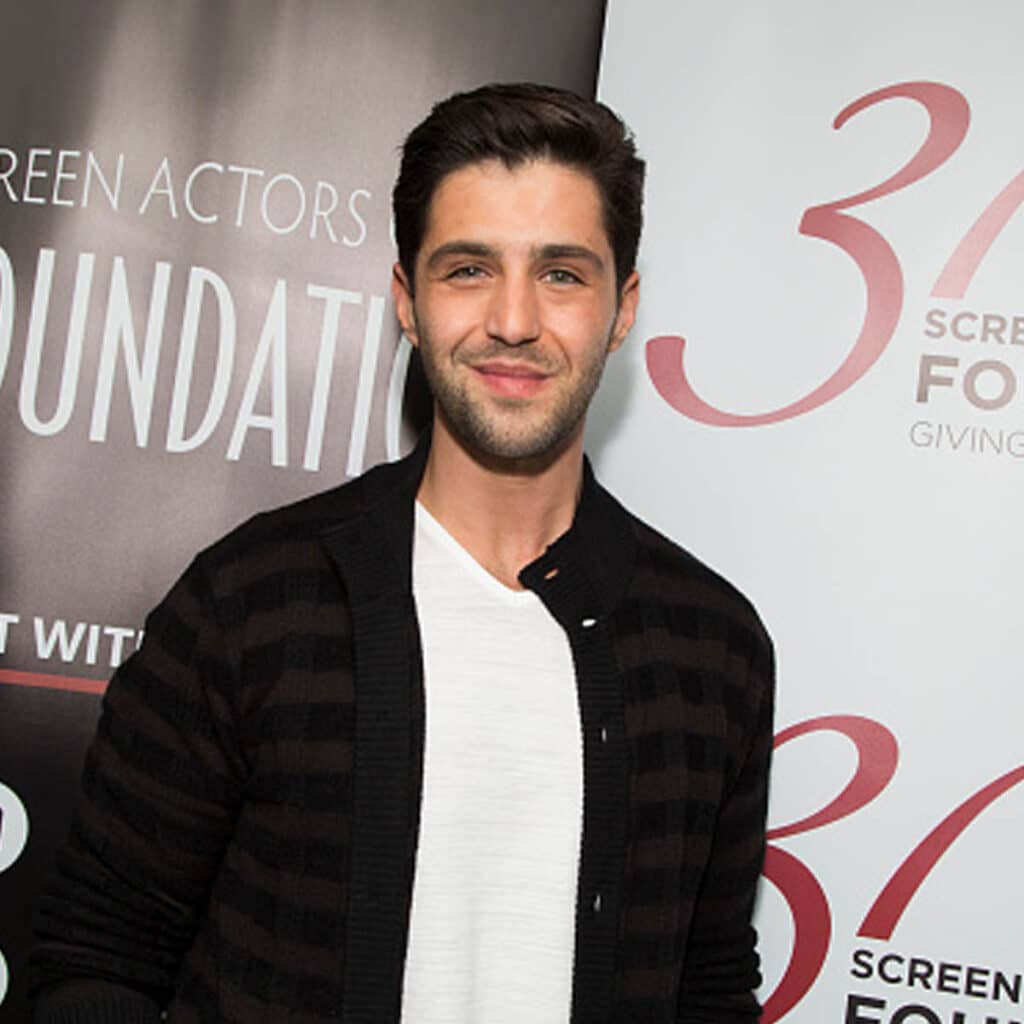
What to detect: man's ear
<box><xmin>608</xmin><ymin>270</ymin><xmax>639</xmax><ymax>352</ymax></box>
<box><xmin>391</xmin><ymin>262</ymin><xmax>419</xmax><ymax>346</ymax></box>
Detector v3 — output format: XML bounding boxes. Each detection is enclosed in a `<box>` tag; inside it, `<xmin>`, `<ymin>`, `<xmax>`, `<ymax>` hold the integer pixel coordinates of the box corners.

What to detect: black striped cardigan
<box><xmin>32</xmin><ymin>436</ymin><xmax>774</xmax><ymax>1024</ymax></box>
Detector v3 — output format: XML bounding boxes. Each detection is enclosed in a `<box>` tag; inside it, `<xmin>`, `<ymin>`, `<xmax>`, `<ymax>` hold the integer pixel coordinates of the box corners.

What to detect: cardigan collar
<box><xmin>320</xmin><ymin>427</ymin><xmax>637</xmax><ymax>618</ymax></box>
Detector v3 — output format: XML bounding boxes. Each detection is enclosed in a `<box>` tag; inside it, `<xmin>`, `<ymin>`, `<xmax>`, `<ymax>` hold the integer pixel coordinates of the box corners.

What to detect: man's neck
<box><xmin>416</xmin><ymin>416</ymin><xmax>584</xmax><ymax>591</ymax></box>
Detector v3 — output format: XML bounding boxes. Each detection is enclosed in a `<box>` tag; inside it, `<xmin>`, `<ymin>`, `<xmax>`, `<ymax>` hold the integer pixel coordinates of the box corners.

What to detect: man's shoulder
<box><xmin>195</xmin><ymin>451</ymin><xmax>419</xmax><ymax>579</ymax></box>
<box><xmin>618</xmin><ymin>501</ymin><xmax>770</xmax><ymax>646</ymax></box>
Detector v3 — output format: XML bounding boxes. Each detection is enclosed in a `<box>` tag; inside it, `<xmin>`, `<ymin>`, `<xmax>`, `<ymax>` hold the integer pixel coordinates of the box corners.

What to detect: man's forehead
<box><xmin>418</xmin><ymin>157</ymin><xmax>609</xmax><ymax>255</ymax></box>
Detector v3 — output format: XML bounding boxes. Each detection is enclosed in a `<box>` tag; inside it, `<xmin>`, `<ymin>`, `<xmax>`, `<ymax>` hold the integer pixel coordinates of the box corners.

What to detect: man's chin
<box><xmin>442</xmin><ymin>410</ymin><xmax>582</xmax><ymax>473</ymax></box>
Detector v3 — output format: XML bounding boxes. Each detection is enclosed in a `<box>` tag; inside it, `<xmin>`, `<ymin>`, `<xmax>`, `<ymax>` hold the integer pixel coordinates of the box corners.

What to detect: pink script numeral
<box><xmin>645</xmin><ymin>82</ymin><xmax>970</xmax><ymax>425</ymax></box>
<box><xmin>760</xmin><ymin>715</ymin><xmax>1024</xmax><ymax>1023</ymax></box>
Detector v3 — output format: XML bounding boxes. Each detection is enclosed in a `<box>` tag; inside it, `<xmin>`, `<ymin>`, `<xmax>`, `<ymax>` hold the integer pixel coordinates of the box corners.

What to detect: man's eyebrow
<box><xmin>424</xmin><ymin>241</ymin><xmax>499</xmax><ymax>270</ymax></box>
<box><xmin>535</xmin><ymin>244</ymin><xmax>605</xmax><ymax>272</ymax></box>
<box><xmin>424</xmin><ymin>241</ymin><xmax>607</xmax><ymax>274</ymax></box>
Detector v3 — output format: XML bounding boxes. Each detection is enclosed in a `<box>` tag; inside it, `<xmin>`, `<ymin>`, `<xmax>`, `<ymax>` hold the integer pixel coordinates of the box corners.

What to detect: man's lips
<box><xmin>470</xmin><ymin>360</ymin><xmax>553</xmax><ymax>398</ymax></box>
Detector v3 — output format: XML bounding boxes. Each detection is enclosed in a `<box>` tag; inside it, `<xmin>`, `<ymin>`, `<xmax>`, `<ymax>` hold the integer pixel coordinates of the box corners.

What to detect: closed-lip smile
<box><xmin>473</xmin><ymin>360</ymin><xmax>550</xmax><ymax>379</ymax></box>
<box><xmin>471</xmin><ymin>359</ymin><xmax>553</xmax><ymax>397</ymax></box>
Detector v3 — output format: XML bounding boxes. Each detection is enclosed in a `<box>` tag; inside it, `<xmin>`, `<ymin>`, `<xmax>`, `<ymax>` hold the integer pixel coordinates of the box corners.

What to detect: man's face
<box><xmin>392</xmin><ymin>158</ymin><xmax>638</xmax><ymax>463</ymax></box>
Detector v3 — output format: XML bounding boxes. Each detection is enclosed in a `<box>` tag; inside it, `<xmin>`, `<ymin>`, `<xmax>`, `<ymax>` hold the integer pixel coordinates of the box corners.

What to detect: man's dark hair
<box><xmin>393</xmin><ymin>82</ymin><xmax>645</xmax><ymax>292</ymax></box>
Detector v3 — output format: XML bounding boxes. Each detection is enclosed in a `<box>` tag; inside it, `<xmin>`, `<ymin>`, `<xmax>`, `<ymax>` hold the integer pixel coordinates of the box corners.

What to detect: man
<box><xmin>32</xmin><ymin>83</ymin><xmax>774</xmax><ymax>1023</ymax></box>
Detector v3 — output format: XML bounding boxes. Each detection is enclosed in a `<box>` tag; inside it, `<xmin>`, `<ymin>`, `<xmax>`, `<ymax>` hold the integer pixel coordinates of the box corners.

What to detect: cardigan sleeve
<box><xmin>676</xmin><ymin>625</ymin><xmax>775</xmax><ymax>1024</ymax></box>
<box><xmin>30</xmin><ymin>555</ymin><xmax>246</xmax><ymax>1019</ymax></box>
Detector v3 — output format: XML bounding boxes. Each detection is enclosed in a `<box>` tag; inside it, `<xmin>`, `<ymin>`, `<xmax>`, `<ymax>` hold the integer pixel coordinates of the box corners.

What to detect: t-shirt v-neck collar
<box><xmin>414</xmin><ymin>500</ymin><xmax>536</xmax><ymax>606</ymax></box>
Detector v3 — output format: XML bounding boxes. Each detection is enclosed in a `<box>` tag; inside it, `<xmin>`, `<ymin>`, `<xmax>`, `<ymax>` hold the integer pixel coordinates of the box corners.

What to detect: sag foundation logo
<box><xmin>760</xmin><ymin>716</ymin><xmax>1023</xmax><ymax>1024</ymax></box>
<box><xmin>646</xmin><ymin>80</ymin><xmax>1024</xmax><ymax>459</ymax></box>
<box><xmin>0</xmin><ymin>147</ymin><xmax>403</xmax><ymax>478</ymax></box>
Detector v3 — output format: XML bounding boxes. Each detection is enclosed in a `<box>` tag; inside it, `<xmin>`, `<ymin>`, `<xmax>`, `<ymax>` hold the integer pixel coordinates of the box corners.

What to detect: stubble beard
<box><xmin>416</xmin><ymin>328</ymin><xmax>613</xmax><ymax>465</ymax></box>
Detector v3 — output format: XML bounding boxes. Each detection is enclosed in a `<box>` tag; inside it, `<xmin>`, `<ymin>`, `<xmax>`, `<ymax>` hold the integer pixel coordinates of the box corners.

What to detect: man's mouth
<box><xmin>471</xmin><ymin>360</ymin><xmax>553</xmax><ymax>398</ymax></box>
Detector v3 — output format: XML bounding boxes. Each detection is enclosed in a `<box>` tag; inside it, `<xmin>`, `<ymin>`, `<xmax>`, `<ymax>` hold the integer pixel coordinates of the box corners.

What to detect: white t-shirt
<box><xmin>400</xmin><ymin>502</ymin><xmax>583</xmax><ymax>1024</ymax></box>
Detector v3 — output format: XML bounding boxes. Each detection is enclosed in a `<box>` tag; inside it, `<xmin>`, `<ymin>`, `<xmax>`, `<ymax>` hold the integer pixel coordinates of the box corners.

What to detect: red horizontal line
<box><xmin>0</xmin><ymin>668</ymin><xmax>106</xmax><ymax>695</ymax></box>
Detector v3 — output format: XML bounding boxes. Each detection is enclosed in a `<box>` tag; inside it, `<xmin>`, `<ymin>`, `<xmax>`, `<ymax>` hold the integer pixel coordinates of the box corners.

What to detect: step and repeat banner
<box><xmin>596</xmin><ymin>2</ymin><xmax>1022</xmax><ymax>1022</ymax></box>
<box><xmin>0</xmin><ymin>1</ymin><xmax>605</xmax><ymax>1014</ymax></box>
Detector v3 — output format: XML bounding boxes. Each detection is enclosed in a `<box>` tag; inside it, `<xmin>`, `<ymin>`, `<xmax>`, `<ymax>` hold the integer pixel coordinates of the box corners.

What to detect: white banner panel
<box><xmin>596</xmin><ymin>3</ymin><xmax>1023</xmax><ymax>1022</ymax></box>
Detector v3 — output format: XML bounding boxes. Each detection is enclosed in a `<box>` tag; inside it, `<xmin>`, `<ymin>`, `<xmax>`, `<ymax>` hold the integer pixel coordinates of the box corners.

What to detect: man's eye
<box><xmin>545</xmin><ymin>268</ymin><xmax>583</xmax><ymax>285</ymax></box>
<box><xmin>448</xmin><ymin>265</ymin><xmax>485</xmax><ymax>279</ymax></box>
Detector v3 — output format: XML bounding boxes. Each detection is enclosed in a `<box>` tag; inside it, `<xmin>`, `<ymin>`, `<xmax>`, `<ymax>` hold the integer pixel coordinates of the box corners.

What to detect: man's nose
<box><xmin>484</xmin><ymin>273</ymin><xmax>541</xmax><ymax>346</ymax></box>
